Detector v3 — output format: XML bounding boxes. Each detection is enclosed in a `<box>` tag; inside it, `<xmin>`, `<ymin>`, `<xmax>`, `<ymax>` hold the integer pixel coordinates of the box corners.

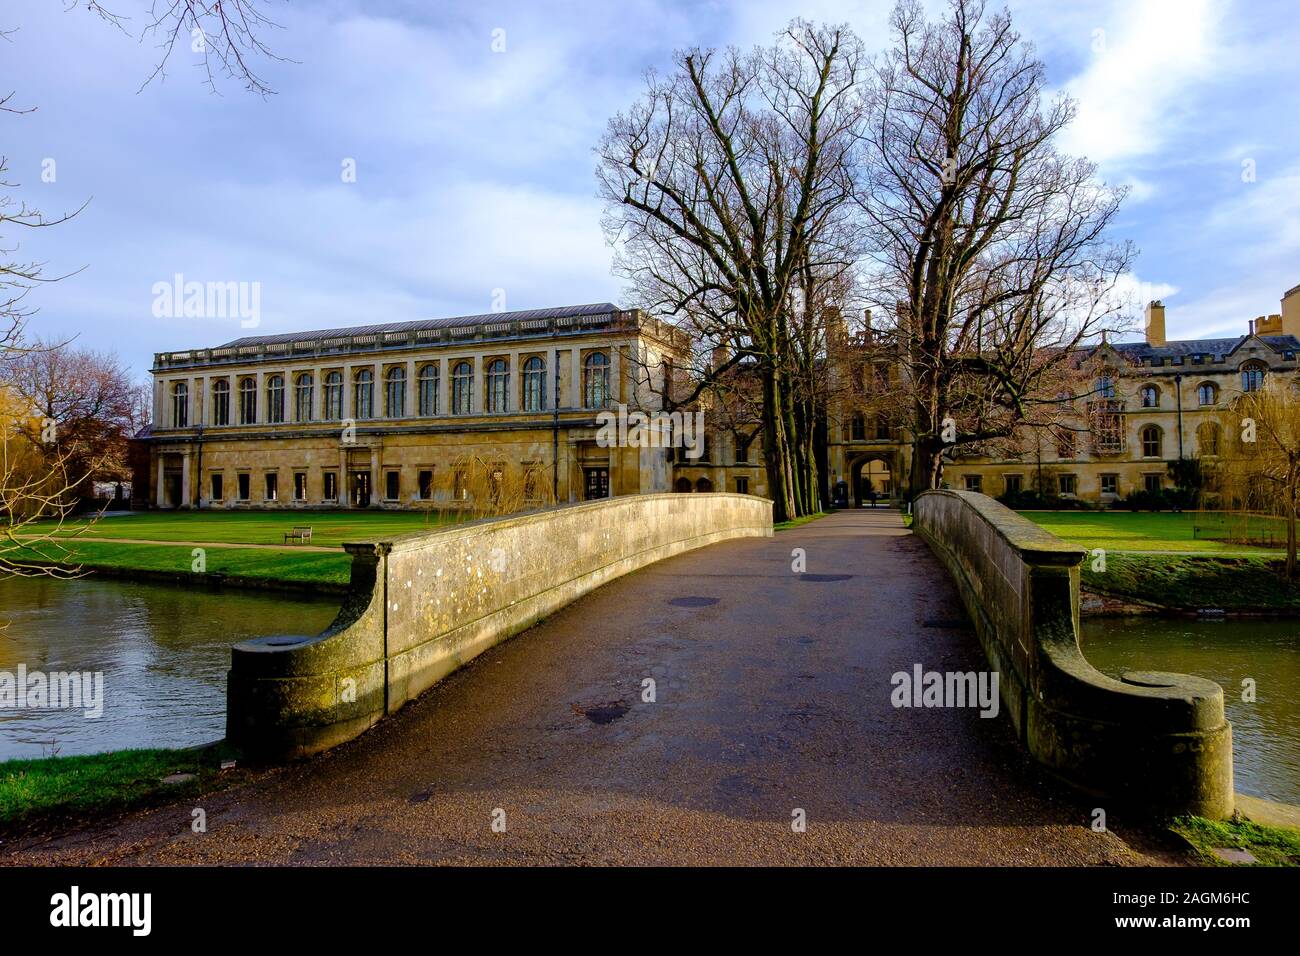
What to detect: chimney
<box><xmin>1283</xmin><ymin>283</ymin><xmax>1300</xmax><ymax>338</ymax></box>
<box><xmin>1144</xmin><ymin>300</ymin><xmax>1166</xmax><ymax>347</ymax></box>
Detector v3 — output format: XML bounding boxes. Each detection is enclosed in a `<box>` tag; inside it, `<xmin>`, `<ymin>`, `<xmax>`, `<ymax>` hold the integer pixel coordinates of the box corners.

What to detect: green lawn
<box><xmin>7</xmin><ymin>539</ymin><xmax>352</xmax><ymax>587</ymax></box>
<box><xmin>0</xmin><ymin>745</ymin><xmax>238</xmax><ymax>830</ymax></box>
<box><xmin>25</xmin><ymin>509</ymin><xmax>455</xmax><ymax>548</ymax></box>
<box><xmin>1019</xmin><ymin>511</ymin><xmax>1285</xmax><ymax>554</ymax></box>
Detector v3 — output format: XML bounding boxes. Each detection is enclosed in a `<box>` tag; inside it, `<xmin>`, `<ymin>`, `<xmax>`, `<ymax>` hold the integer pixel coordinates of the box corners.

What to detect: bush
<box><xmin>996</xmin><ymin>488</ymin><xmax>1089</xmax><ymax>510</ymax></box>
<box><xmin>1119</xmin><ymin>488</ymin><xmax>1190</xmax><ymax>512</ymax></box>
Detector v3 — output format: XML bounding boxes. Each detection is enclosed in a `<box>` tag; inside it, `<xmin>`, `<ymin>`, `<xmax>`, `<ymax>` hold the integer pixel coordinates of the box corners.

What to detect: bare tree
<box><xmin>859</xmin><ymin>0</ymin><xmax>1133</xmax><ymax>496</ymax></box>
<box><xmin>72</xmin><ymin>0</ymin><xmax>289</xmax><ymax>95</ymax></box>
<box><xmin>1218</xmin><ymin>380</ymin><xmax>1300</xmax><ymax>580</ymax></box>
<box><xmin>0</xmin><ymin>3</ymin><xmax>283</xmax><ymax>580</ymax></box>
<box><xmin>598</xmin><ymin>20</ymin><xmax>867</xmax><ymax>521</ymax></box>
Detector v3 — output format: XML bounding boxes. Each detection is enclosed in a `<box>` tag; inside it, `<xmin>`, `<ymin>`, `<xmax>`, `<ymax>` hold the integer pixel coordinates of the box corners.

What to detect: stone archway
<box><xmin>674</xmin><ymin>477</ymin><xmax>693</xmax><ymax>493</ymax></box>
<box><xmin>845</xmin><ymin>453</ymin><xmax>897</xmax><ymax>508</ymax></box>
<box><xmin>695</xmin><ymin>477</ymin><xmax>714</xmax><ymax>493</ymax></box>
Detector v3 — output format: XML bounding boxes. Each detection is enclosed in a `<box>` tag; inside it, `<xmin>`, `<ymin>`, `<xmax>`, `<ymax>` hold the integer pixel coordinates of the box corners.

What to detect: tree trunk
<box><xmin>1288</xmin><ymin>468</ymin><xmax>1297</xmax><ymax>582</ymax></box>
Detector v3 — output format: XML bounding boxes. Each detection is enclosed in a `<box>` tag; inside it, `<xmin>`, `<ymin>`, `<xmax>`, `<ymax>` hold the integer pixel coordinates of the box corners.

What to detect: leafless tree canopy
<box><xmin>598</xmin><ymin>20</ymin><xmax>868</xmax><ymax>520</ymax></box>
<box><xmin>859</xmin><ymin>0</ymin><xmax>1133</xmax><ymax>494</ymax></box>
<box><xmin>73</xmin><ymin>0</ymin><xmax>289</xmax><ymax>95</ymax></box>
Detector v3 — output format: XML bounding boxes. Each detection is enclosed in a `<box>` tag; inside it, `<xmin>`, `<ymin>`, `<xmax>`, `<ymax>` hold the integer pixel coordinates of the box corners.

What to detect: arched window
<box><xmin>583</xmin><ymin>352</ymin><xmax>610</xmax><ymax>408</ymax></box>
<box><xmin>385</xmin><ymin>366</ymin><xmax>406</xmax><ymax>418</ymax></box>
<box><xmin>171</xmin><ymin>381</ymin><xmax>189</xmax><ymax>428</ymax></box>
<box><xmin>211</xmin><ymin>379</ymin><xmax>230</xmax><ymax>426</ymax></box>
<box><xmin>418</xmin><ymin>364</ymin><xmax>438</xmax><ymax>416</ymax></box>
<box><xmin>1140</xmin><ymin>424</ymin><xmax>1162</xmax><ymax>458</ymax></box>
<box><xmin>522</xmin><ymin>356</ymin><xmax>545</xmax><ymax>412</ymax></box>
<box><xmin>451</xmin><ymin>361</ymin><xmax>473</xmax><ymax>415</ymax></box>
<box><xmin>1096</xmin><ymin>373</ymin><xmax>1116</xmax><ymax>399</ymax></box>
<box><xmin>323</xmin><ymin>371</ymin><xmax>343</xmax><ymax>420</ymax></box>
<box><xmin>674</xmin><ymin>477</ymin><xmax>693</xmax><ymax>493</ymax></box>
<box><xmin>486</xmin><ymin>358</ymin><xmax>509</xmax><ymax>413</ymax></box>
<box><xmin>694</xmin><ymin>477</ymin><xmax>714</xmax><ymax>493</ymax></box>
<box><xmin>238</xmin><ymin>377</ymin><xmax>257</xmax><ymax>424</ymax></box>
<box><xmin>295</xmin><ymin>373</ymin><xmax>314</xmax><ymax>423</ymax></box>
<box><xmin>1197</xmin><ymin>422</ymin><xmax>1221</xmax><ymax>457</ymax></box>
<box><xmin>266</xmin><ymin>374</ymin><xmax>285</xmax><ymax>424</ymax></box>
<box><xmin>353</xmin><ymin>368</ymin><xmax>374</xmax><ymax>419</ymax></box>
<box><xmin>1140</xmin><ymin>384</ymin><xmax>1159</xmax><ymax>408</ymax></box>
<box><xmin>1241</xmin><ymin>363</ymin><xmax>1266</xmax><ymax>393</ymax></box>
<box><xmin>1197</xmin><ymin>382</ymin><xmax>1218</xmax><ymax>406</ymax></box>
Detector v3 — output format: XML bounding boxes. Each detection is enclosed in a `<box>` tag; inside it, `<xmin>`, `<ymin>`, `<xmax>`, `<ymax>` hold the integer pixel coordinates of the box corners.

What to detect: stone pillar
<box><xmin>571</xmin><ymin>349</ymin><xmax>582</xmax><ymax>409</ymax></box>
<box><xmin>507</xmin><ymin>351</ymin><xmax>519</xmax><ymax>412</ymax></box>
<box><xmin>405</xmin><ymin>358</ymin><xmax>416</xmax><ymax>418</ymax></box>
<box><xmin>369</xmin><ymin>447</ymin><xmax>380</xmax><ymax>507</ymax></box>
<box><xmin>339</xmin><ymin>448</ymin><xmax>350</xmax><ymax>508</ymax></box>
<box><xmin>547</xmin><ymin>347</ymin><xmax>558</xmax><ymax>411</ymax></box>
<box><xmin>181</xmin><ymin>452</ymin><xmax>192</xmax><ymax>507</ymax></box>
<box><xmin>156</xmin><ymin>454</ymin><xmax>166</xmax><ymax>508</ymax></box>
<box><xmin>343</xmin><ymin>363</ymin><xmax>354</xmax><ymax>420</ymax></box>
<box><xmin>610</xmin><ymin>345</ymin><xmax>622</xmax><ymax>406</ymax></box>
<box><xmin>312</xmin><ymin>368</ymin><xmax>323</xmax><ymax>422</ymax></box>
<box><xmin>437</xmin><ymin>356</ymin><xmax>449</xmax><ymax>416</ymax></box>
<box><xmin>254</xmin><ymin>370</ymin><xmax>264</xmax><ymax>424</ymax></box>
<box><xmin>472</xmin><ymin>353</ymin><xmax>484</xmax><ymax>415</ymax></box>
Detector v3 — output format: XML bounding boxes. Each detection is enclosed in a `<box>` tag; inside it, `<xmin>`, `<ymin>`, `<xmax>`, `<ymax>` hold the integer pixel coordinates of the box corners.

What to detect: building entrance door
<box><xmin>164</xmin><ymin>473</ymin><xmax>182</xmax><ymax>508</ymax></box>
<box><xmin>350</xmin><ymin>471</ymin><xmax>371</xmax><ymax>507</ymax></box>
<box><xmin>583</xmin><ymin>467</ymin><xmax>610</xmax><ymax>500</ymax></box>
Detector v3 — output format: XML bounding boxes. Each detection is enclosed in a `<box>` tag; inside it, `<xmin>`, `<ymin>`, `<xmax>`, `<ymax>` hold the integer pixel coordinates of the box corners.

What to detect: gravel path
<box><xmin>3</xmin><ymin>510</ymin><xmax>1175</xmax><ymax>866</ymax></box>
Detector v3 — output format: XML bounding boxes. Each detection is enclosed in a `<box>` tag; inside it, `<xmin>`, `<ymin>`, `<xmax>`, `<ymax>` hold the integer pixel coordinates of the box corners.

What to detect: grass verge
<box><xmin>0</xmin><ymin>743</ymin><xmax>241</xmax><ymax>832</ymax></box>
<box><xmin>1082</xmin><ymin>552</ymin><xmax>1300</xmax><ymax>612</ymax></box>
<box><xmin>1172</xmin><ymin>815</ymin><xmax>1300</xmax><ymax>866</ymax></box>
<box><xmin>7</xmin><ymin>540</ymin><xmax>352</xmax><ymax>588</ymax></box>
<box><xmin>774</xmin><ymin>511</ymin><xmax>830</xmax><ymax>532</ymax></box>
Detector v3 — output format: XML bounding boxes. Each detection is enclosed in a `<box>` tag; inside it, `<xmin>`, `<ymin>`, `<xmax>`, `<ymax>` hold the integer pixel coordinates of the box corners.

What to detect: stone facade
<box><xmin>147</xmin><ymin>304</ymin><xmax>689</xmax><ymax>510</ymax></box>
<box><xmin>146</xmin><ymin>284</ymin><xmax>1300</xmax><ymax>511</ymax></box>
<box><xmin>945</xmin><ymin>285</ymin><xmax>1300</xmax><ymax>504</ymax></box>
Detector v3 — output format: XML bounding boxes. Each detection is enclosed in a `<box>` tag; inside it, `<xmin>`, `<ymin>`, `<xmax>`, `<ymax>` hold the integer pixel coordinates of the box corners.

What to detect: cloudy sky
<box><xmin>5</xmin><ymin>0</ymin><xmax>1299</xmax><ymax>379</ymax></box>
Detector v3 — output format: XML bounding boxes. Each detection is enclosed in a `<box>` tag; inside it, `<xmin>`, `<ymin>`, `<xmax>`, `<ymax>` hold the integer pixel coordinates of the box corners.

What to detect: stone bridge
<box><xmin>6</xmin><ymin>495</ymin><xmax>1233</xmax><ymax>865</ymax></box>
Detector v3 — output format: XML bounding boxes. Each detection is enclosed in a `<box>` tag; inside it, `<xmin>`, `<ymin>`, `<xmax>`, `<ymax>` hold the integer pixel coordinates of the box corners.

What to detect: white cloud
<box><xmin>1058</xmin><ymin>0</ymin><xmax>1227</xmax><ymax>165</ymax></box>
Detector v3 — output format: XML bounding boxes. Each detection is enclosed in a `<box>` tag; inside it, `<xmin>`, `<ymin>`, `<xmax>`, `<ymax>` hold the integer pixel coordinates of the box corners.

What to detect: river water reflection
<box><xmin>0</xmin><ymin>576</ymin><xmax>339</xmax><ymax>761</ymax></box>
<box><xmin>1081</xmin><ymin>616</ymin><xmax>1300</xmax><ymax>805</ymax></box>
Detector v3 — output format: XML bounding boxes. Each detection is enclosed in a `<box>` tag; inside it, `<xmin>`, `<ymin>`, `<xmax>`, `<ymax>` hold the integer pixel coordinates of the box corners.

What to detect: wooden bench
<box><xmin>283</xmin><ymin>526</ymin><xmax>313</xmax><ymax>544</ymax></box>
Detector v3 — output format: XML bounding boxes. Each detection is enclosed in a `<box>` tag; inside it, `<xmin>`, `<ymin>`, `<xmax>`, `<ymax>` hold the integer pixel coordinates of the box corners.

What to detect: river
<box><xmin>1081</xmin><ymin>616</ymin><xmax>1300</xmax><ymax>805</ymax></box>
<box><xmin>0</xmin><ymin>576</ymin><xmax>339</xmax><ymax>762</ymax></box>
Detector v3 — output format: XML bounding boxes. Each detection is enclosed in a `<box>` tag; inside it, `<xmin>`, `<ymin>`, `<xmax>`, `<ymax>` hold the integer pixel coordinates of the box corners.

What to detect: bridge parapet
<box><xmin>914</xmin><ymin>490</ymin><xmax>1233</xmax><ymax>818</ymax></box>
<box><xmin>228</xmin><ymin>493</ymin><xmax>773</xmax><ymax>759</ymax></box>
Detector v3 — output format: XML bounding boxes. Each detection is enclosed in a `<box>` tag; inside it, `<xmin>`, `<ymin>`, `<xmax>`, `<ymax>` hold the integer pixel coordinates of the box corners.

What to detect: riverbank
<box><xmin>1082</xmin><ymin>553</ymin><xmax>1300</xmax><ymax>615</ymax></box>
<box><xmin>7</xmin><ymin>540</ymin><xmax>351</xmax><ymax>593</ymax></box>
<box><xmin>0</xmin><ymin>743</ymin><xmax>243</xmax><ymax>834</ymax></box>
